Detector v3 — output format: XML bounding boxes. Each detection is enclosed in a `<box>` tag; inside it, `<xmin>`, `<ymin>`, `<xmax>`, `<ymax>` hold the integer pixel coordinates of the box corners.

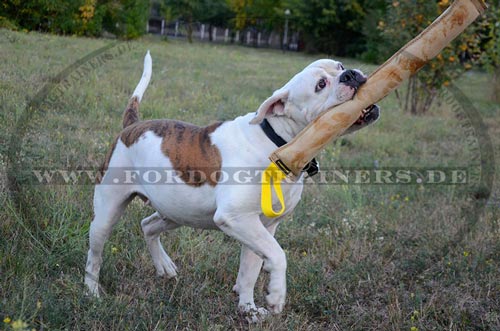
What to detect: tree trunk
<box><xmin>187</xmin><ymin>16</ymin><xmax>193</xmax><ymax>43</ymax></box>
<box><xmin>493</xmin><ymin>66</ymin><xmax>500</xmax><ymax>103</ymax></box>
<box><xmin>403</xmin><ymin>76</ymin><xmax>437</xmax><ymax>114</ymax></box>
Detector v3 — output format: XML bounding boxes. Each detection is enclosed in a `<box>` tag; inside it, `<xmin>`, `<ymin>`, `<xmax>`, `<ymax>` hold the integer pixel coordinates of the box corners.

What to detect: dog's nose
<box><xmin>339</xmin><ymin>69</ymin><xmax>367</xmax><ymax>88</ymax></box>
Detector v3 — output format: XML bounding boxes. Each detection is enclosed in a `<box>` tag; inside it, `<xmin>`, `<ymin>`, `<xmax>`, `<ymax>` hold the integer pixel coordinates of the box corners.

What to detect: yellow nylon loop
<box><xmin>261</xmin><ymin>163</ymin><xmax>287</xmax><ymax>217</ymax></box>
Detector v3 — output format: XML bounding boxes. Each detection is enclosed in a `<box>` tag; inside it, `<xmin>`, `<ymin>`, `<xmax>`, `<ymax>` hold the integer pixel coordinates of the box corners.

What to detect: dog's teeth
<box><xmin>362</xmin><ymin>106</ymin><xmax>373</xmax><ymax>114</ymax></box>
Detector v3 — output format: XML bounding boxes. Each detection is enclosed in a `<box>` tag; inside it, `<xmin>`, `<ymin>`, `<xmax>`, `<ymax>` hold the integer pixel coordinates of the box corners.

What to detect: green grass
<box><xmin>1</xmin><ymin>29</ymin><xmax>499</xmax><ymax>330</ymax></box>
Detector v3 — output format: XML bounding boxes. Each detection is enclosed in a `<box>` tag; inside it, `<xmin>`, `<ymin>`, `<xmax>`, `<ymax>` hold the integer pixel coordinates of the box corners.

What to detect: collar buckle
<box><xmin>302</xmin><ymin>158</ymin><xmax>319</xmax><ymax>177</ymax></box>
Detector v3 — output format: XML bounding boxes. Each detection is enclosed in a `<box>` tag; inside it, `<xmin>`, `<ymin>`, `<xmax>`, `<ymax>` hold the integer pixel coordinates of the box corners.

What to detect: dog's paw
<box><xmin>265</xmin><ymin>293</ymin><xmax>285</xmax><ymax>314</ymax></box>
<box><xmin>84</xmin><ymin>275</ymin><xmax>101</xmax><ymax>298</ymax></box>
<box><xmin>85</xmin><ymin>286</ymin><xmax>101</xmax><ymax>298</ymax></box>
<box><xmin>266</xmin><ymin>302</ymin><xmax>284</xmax><ymax>314</ymax></box>
<box><xmin>156</xmin><ymin>262</ymin><xmax>178</xmax><ymax>278</ymax></box>
<box><xmin>154</xmin><ymin>254</ymin><xmax>178</xmax><ymax>278</ymax></box>
<box><xmin>239</xmin><ymin>305</ymin><xmax>270</xmax><ymax>324</ymax></box>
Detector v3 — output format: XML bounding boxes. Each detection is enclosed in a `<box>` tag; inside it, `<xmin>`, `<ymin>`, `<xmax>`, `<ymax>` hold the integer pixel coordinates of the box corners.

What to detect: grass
<box><xmin>0</xmin><ymin>29</ymin><xmax>499</xmax><ymax>330</ymax></box>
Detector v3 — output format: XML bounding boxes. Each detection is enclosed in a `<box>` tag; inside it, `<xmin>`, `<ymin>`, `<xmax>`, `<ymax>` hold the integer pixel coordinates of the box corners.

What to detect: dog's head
<box><xmin>250</xmin><ymin>59</ymin><xmax>378</xmax><ymax>130</ymax></box>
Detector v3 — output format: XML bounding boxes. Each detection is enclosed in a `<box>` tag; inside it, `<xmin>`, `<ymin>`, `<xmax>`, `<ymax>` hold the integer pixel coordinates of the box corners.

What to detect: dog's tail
<box><xmin>122</xmin><ymin>50</ymin><xmax>152</xmax><ymax>128</ymax></box>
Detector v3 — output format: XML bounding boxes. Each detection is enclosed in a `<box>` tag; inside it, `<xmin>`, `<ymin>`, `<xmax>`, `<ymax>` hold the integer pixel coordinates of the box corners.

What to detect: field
<box><xmin>0</xmin><ymin>29</ymin><xmax>499</xmax><ymax>330</ymax></box>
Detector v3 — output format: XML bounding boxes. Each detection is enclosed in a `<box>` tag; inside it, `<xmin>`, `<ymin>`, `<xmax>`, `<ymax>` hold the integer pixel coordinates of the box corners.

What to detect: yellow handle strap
<box><xmin>261</xmin><ymin>163</ymin><xmax>287</xmax><ymax>218</ymax></box>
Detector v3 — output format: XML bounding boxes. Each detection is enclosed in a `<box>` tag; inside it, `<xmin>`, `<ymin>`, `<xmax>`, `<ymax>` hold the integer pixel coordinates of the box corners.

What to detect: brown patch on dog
<box><xmin>121</xmin><ymin>120</ymin><xmax>169</xmax><ymax>146</ymax></box>
<box><xmin>122</xmin><ymin>96</ymin><xmax>140</xmax><ymax>128</ymax></box>
<box><xmin>97</xmin><ymin>136</ymin><xmax>119</xmax><ymax>184</ymax></box>
<box><xmin>120</xmin><ymin>120</ymin><xmax>223</xmax><ymax>186</ymax></box>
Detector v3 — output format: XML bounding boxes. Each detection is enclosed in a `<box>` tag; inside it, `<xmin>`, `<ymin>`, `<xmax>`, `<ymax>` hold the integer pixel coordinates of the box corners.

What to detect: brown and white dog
<box><xmin>85</xmin><ymin>51</ymin><xmax>379</xmax><ymax>321</ymax></box>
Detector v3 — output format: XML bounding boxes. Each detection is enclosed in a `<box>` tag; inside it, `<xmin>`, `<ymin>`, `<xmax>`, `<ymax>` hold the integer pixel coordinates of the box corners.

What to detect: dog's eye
<box><xmin>315</xmin><ymin>78</ymin><xmax>327</xmax><ymax>92</ymax></box>
<box><xmin>338</xmin><ymin>63</ymin><xmax>345</xmax><ymax>70</ymax></box>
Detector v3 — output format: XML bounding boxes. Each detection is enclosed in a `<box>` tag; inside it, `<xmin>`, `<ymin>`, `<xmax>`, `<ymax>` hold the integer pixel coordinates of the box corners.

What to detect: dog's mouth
<box><xmin>355</xmin><ymin>104</ymin><xmax>379</xmax><ymax>124</ymax></box>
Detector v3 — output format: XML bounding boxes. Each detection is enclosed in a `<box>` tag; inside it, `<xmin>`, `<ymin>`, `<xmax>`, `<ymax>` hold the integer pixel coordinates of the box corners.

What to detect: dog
<box><xmin>85</xmin><ymin>51</ymin><xmax>379</xmax><ymax>321</ymax></box>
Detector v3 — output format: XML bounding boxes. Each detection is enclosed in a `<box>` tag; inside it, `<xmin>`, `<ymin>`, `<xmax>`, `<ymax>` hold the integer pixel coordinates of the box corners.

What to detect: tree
<box><xmin>360</xmin><ymin>0</ymin><xmax>388</xmax><ymax>63</ymax></box>
<box><xmin>377</xmin><ymin>0</ymin><xmax>483</xmax><ymax>114</ymax></box>
<box><xmin>0</xmin><ymin>0</ymin><xmax>90</xmax><ymax>34</ymax></box>
<box><xmin>102</xmin><ymin>0</ymin><xmax>149</xmax><ymax>39</ymax></box>
<box><xmin>161</xmin><ymin>0</ymin><xmax>198</xmax><ymax>42</ymax></box>
<box><xmin>226</xmin><ymin>0</ymin><xmax>283</xmax><ymax>33</ymax></box>
<box><xmin>200</xmin><ymin>0</ymin><xmax>232</xmax><ymax>27</ymax></box>
<box><xmin>0</xmin><ymin>0</ymin><xmax>148</xmax><ymax>38</ymax></box>
<box><xmin>162</xmin><ymin>0</ymin><xmax>230</xmax><ymax>42</ymax></box>
<box><xmin>477</xmin><ymin>0</ymin><xmax>500</xmax><ymax>102</ymax></box>
<box><xmin>283</xmin><ymin>0</ymin><xmax>340</xmax><ymax>53</ymax></box>
<box><xmin>282</xmin><ymin>0</ymin><xmax>383</xmax><ymax>56</ymax></box>
<box><xmin>198</xmin><ymin>0</ymin><xmax>232</xmax><ymax>41</ymax></box>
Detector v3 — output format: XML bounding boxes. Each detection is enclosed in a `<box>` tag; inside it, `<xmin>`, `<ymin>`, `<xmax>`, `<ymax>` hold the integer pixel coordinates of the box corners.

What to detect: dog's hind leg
<box><xmin>141</xmin><ymin>211</ymin><xmax>180</xmax><ymax>278</ymax></box>
<box><xmin>85</xmin><ymin>185</ymin><xmax>133</xmax><ymax>297</ymax></box>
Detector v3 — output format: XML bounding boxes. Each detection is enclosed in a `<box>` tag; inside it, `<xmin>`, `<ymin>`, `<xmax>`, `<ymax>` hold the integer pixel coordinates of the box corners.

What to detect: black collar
<box><xmin>260</xmin><ymin>118</ymin><xmax>319</xmax><ymax>177</ymax></box>
<box><xmin>260</xmin><ymin>118</ymin><xmax>287</xmax><ymax>147</ymax></box>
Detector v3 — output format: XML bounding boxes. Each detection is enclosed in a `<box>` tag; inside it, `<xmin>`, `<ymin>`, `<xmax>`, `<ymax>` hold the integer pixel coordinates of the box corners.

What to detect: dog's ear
<box><xmin>249</xmin><ymin>89</ymin><xmax>289</xmax><ymax>125</ymax></box>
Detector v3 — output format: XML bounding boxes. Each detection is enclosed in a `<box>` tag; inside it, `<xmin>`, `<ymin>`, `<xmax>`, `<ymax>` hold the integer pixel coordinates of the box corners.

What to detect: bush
<box><xmin>0</xmin><ymin>0</ymin><xmax>148</xmax><ymax>39</ymax></box>
<box><xmin>5</xmin><ymin>1</ymin><xmax>97</xmax><ymax>35</ymax></box>
<box><xmin>0</xmin><ymin>16</ymin><xmax>18</xmax><ymax>30</ymax></box>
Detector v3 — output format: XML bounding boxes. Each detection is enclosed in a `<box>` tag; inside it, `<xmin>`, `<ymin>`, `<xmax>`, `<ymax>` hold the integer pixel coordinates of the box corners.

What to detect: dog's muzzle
<box><xmin>339</xmin><ymin>69</ymin><xmax>367</xmax><ymax>89</ymax></box>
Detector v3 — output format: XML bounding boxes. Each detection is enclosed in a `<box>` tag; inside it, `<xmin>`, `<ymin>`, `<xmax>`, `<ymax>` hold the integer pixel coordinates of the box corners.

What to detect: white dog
<box><xmin>85</xmin><ymin>51</ymin><xmax>379</xmax><ymax>321</ymax></box>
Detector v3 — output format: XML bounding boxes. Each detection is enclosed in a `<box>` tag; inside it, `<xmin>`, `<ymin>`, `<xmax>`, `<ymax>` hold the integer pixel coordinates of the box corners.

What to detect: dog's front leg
<box><xmin>214</xmin><ymin>211</ymin><xmax>286</xmax><ymax>314</ymax></box>
<box><xmin>234</xmin><ymin>246</ymin><xmax>269</xmax><ymax>322</ymax></box>
<box><xmin>233</xmin><ymin>221</ymin><xmax>279</xmax><ymax>319</ymax></box>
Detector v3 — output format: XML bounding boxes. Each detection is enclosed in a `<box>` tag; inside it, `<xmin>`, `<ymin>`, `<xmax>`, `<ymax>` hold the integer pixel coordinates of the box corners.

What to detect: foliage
<box><xmin>376</xmin><ymin>0</ymin><xmax>483</xmax><ymax>114</ymax></box>
<box><xmin>161</xmin><ymin>0</ymin><xmax>232</xmax><ymax>42</ymax></box>
<box><xmin>476</xmin><ymin>0</ymin><xmax>500</xmax><ymax>101</ymax></box>
<box><xmin>0</xmin><ymin>0</ymin><xmax>401</xmax><ymax>56</ymax></box>
<box><xmin>227</xmin><ymin>0</ymin><xmax>253</xmax><ymax>30</ymax></box>
<box><xmin>360</xmin><ymin>0</ymin><xmax>388</xmax><ymax>63</ymax></box>
<box><xmin>478</xmin><ymin>1</ymin><xmax>500</xmax><ymax>70</ymax></box>
<box><xmin>226</xmin><ymin>0</ymin><xmax>283</xmax><ymax>32</ymax></box>
<box><xmin>0</xmin><ymin>0</ymin><xmax>91</xmax><ymax>35</ymax></box>
<box><xmin>101</xmin><ymin>0</ymin><xmax>149</xmax><ymax>39</ymax></box>
<box><xmin>283</xmin><ymin>0</ymin><xmax>383</xmax><ymax>56</ymax></box>
<box><xmin>161</xmin><ymin>0</ymin><xmax>198</xmax><ymax>42</ymax></box>
<box><xmin>161</xmin><ymin>0</ymin><xmax>405</xmax><ymax>57</ymax></box>
<box><xmin>198</xmin><ymin>0</ymin><xmax>232</xmax><ymax>28</ymax></box>
<box><xmin>0</xmin><ymin>0</ymin><xmax>148</xmax><ymax>38</ymax></box>
<box><xmin>0</xmin><ymin>16</ymin><xmax>19</xmax><ymax>30</ymax></box>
